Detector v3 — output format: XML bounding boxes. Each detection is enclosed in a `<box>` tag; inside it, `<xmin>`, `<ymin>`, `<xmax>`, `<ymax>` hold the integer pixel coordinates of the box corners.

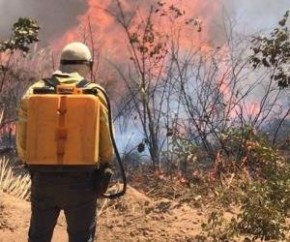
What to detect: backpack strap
<box><xmin>32</xmin><ymin>77</ymin><xmax>59</xmax><ymax>94</ymax></box>
<box><xmin>43</xmin><ymin>76</ymin><xmax>89</xmax><ymax>89</ymax></box>
<box><xmin>33</xmin><ymin>77</ymin><xmax>94</xmax><ymax>95</ymax></box>
<box><xmin>76</xmin><ymin>79</ymin><xmax>89</xmax><ymax>88</ymax></box>
<box><xmin>76</xmin><ymin>79</ymin><xmax>99</xmax><ymax>95</ymax></box>
<box><xmin>43</xmin><ymin>76</ymin><xmax>60</xmax><ymax>89</ymax></box>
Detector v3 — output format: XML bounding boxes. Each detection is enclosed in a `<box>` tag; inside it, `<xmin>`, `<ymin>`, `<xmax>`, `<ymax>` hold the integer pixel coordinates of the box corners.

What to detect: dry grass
<box><xmin>0</xmin><ymin>193</ymin><xmax>8</xmax><ymax>229</ymax></box>
<box><xmin>0</xmin><ymin>157</ymin><xmax>30</xmax><ymax>200</ymax></box>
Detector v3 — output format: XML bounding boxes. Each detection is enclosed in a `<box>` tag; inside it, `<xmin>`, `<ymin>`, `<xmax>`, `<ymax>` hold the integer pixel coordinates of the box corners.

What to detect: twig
<box><xmin>97</xmin><ymin>198</ymin><xmax>109</xmax><ymax>216</ymax></box>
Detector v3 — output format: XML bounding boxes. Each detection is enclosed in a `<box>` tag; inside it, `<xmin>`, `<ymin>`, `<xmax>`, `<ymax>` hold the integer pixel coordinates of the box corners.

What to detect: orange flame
<box><xmin>54</xmin><ymin>0</ymin><xmax>224</xmax><ymax>59</ymax></box>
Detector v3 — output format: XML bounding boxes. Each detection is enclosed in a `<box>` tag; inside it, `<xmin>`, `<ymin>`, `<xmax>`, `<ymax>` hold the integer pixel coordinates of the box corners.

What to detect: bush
<box><xmin>195</xmin><ymin>211</ymin><xmax>238</xmax><ymax>241</ymax></box>
<box><xmin>195</xmin><ymin>126</ymin><xmax>290</xmax><ymax>241</ymax></box>
<box><xmin>236</xmin><ymin>181</ymin><xmax>289</xmax><ymax>240</ymax></box>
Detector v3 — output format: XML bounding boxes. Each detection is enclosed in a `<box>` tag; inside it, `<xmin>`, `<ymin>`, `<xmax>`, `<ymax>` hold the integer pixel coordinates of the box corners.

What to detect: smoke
<box><xmin>0</xmin><ymin>0</ymin><xmax>228</xmax><ymax>49</ymax></box>
<box><xmin>1</xmin><ymin>0</ymin><xmax>288</xmax><ymax>48</ymax></box>
<box><xmin>0</xmin><ymin>0</ymin><xmax>88</xmax><ymax>45</ymax></box>
<box><xmin>222</xmin><ymin>0</ymin><xmax>290</xmax><ymax>33</ymax></box>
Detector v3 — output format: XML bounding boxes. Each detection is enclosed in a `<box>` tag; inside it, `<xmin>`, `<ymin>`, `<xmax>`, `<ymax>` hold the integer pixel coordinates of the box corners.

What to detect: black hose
<box><xmin>95</xmin><ymin>87</ymin><xmax>127</xmax><ymax>199</ymax></box>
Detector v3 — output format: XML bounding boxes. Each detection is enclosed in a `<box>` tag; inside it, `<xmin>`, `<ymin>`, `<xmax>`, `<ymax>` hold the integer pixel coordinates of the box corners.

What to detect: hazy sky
<box><xmin>0</xmin><ymin>0</ymin><xmax>289</xmax><ymax>46</ymax></box>
<box><xmin>0</xmin><ymin>0</ymin><xmax>87</xmax><ymax>44</ymax></box>
<box><xmin>229</xmin><ymin>0</ymin><xmax>290</xmax><ymax>33</ymax></box>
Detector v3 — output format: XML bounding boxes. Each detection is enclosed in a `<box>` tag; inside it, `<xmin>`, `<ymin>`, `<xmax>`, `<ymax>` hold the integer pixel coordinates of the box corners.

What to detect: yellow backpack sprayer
<box><xmin>26</xmin><ymin>77</ymin><xmax>126</xmax><ymax>199</ymax></box>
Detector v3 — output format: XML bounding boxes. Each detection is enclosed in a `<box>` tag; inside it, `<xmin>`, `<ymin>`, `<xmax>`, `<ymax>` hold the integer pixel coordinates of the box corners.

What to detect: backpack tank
<box><xmin>25</xmin><ymin>94</ymin><xmax>100</xmax><ymax>165</ymax></box>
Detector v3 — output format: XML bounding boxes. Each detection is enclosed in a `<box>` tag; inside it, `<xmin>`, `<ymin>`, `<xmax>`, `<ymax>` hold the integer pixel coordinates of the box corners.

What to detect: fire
<box><xmin>54</xmin><ymin>0</ymin><xmax>124</xmax><ymax>60</ymax></box>
<box><xmin>55</xmin><ymin>0</ymin><xmax>260</xmax><ymax>120</ymax></box>
<box><xmin>54</xmin><ymin>0</ymin><xmax>224</xmax><ymax>60</ymax></box>
<box><xmin>246</xmin><ymin>101</ymin><xmax>260</xmax><ymax>117</ymax></box>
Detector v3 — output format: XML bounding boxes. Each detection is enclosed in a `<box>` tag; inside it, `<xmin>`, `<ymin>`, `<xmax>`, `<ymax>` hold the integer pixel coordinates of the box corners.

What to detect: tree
<box><xmin>108</xmin><ymin>0</ymin><xmax>202</xmax><ymax>170</ymax></box>
<box><xmin>250</xmin><ymin>10</ymin><xmax>290</xmax><ymax>88</ymax></box>
<box><xmin>107</xmin><ymin>0</ymin><xmax>288</xmax><ymax>174</ymax></box>
<box><xmin>0</xmin><ymin>17</ymin><xmax>39</xmax><ymax>148</ymax></box>
<box><xmin>0</xmin><ymin>17</ymin><xmax>40</xmax><ymax>54</ymax></box>
<box><xmin>0</xmin><ymin>18</ymin><xmax>40</xmax><ymax>91</ymax></box>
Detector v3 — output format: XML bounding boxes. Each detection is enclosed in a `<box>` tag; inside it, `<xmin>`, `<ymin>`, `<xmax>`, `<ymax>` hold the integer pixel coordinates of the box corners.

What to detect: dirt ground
<box><xmin>2</xmin><ymin>185</ymin><xmax>289</xmax><ymax>242</ymax></box>
<box><xmin>0</xmin><ymin>186</ymin><xmax>208</xmax><ymax>242</ymax></box>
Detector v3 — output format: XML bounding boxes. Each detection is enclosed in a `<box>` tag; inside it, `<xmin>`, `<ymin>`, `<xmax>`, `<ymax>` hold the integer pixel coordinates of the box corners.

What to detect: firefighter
<box><xmin>16</xmin><ymin>42</ymin><xmax>113</xmax><ymax>242</ymax></box>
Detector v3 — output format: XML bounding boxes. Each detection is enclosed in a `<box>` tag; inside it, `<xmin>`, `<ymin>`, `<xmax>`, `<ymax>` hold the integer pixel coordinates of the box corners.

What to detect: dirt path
<box><xmin>0</xmin><ymin>187</ymin><xmax>205</xmax><ymax>242</ymax></box>
<box><xmin>0</xmin><ymin>192</ymin><xmax>67</xmax><ymax>242</ymax></box>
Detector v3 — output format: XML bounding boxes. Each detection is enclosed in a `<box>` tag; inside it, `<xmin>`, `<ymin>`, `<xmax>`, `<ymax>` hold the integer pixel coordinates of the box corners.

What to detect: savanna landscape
<box><xmin>1</xmin><ymin>1</ymin><xmax>290</xmax><ymax>241</ymax></box>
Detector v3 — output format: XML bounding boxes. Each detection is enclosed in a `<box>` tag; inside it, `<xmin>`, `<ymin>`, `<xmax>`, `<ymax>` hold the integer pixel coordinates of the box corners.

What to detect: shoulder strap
<box><xmin>44</xmin><ymin>76</ymin><xmax>89</xmax><ymax>89</ymax></box>
<box><xmin>32</xmin><ymin>77</ymin><xmax>59</xmax><ymax>94</ymax></box>
<box><xmin>76</xmin><ymin>79</ymin><xmax>89</xmax><ymax>88</ymax></box>
<box><xmin>77</xmin><ymin>79</ymin><xmax>99</xmax><ymax>95</ymax></box>
<box><xmin>35</xmin><ymin>77</ymin><xmax>94</xmax><ymax>95</ymax></box>
<box><xmin>43</xmin><ymin>76</ymin><xmax>60</xmax><ymax>89</ymax></box>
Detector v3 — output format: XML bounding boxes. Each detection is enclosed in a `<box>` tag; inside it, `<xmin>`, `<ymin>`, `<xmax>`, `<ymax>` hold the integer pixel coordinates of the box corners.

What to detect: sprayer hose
<box><xmin>95</xmin><ymin>87</ymin><xmax>127</xmax><ymax>199</ymax></box>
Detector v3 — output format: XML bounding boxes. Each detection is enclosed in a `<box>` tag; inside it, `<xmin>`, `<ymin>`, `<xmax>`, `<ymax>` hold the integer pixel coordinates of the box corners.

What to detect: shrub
<box><xmin>196</xmin><ymin>125</ymin><xmax>290</xmax><ymax>241</ymax></box>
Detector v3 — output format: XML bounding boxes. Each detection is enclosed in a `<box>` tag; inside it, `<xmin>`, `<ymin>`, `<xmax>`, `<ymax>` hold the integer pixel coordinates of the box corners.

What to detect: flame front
<box><xmin>54</xmin><ymin>0</ymin><xmax>259</xmax><ymax>119</ymax></box>
<box><xmin>56</xmin><ymin>0</ymin><xmax>223</xmax><ymax>58</ymax></box>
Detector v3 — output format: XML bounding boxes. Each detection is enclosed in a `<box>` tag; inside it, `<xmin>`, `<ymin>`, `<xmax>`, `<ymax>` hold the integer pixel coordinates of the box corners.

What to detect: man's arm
<box><xmin>16</xmin><ymin>80</ymin><xmax>46</xmax><ymax>162</ymax></box>
<box><xmin>16</xmin><ymin>96</ymin><xmax>28</xmax><ymax>162</ymax></box>
<box><xmin>98</xmin><ymin>90</ymin><xmax>114</xmax><ymax>167</ymax></box>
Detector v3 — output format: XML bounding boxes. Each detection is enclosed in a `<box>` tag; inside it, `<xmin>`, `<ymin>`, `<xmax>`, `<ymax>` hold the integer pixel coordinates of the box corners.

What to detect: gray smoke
<box><xmin>0</xmin><ymin>0</ymin><xmax>88</xmax><ymax>45</ymax></box>
<box><xmin>196</xmin><ymin>0</ymin><xmax>290</xmax><ymax>47</ymax></box>
<box><xmin>223</xmin><ymin>0</ymin><xmax>290</xmax><ymax>32</ymax></box>
<box><xmin>0</xmin><ymin>0</ymin><xmax>289</xmax><ymax>47</ymax></box>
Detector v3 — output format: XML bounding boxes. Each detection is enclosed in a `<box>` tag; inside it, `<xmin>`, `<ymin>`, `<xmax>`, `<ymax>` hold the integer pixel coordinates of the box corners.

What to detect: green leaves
<box><xmin>0</xmin><ymin>17</ymin><xmax>40</xmax><ymax>54</ymax></box>
<box><xmin>237</xmin><ymin>178</ymin><xmax>290</xmax><ymax>240</ymax></box>
<box><xmin>250</xmin><ymin>10</ymin><xmax>290</xmax><ymax>88</ymax></box>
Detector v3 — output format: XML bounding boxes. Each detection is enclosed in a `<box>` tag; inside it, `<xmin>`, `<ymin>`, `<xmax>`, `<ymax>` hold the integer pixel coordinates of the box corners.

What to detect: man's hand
<box><xmin>94</xmin><ymin>165</ymin><xmax>113</xmax><ymax>198</ymax></box>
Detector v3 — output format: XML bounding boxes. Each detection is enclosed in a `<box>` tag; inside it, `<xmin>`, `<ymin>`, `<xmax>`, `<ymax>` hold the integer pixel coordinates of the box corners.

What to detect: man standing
<box><xmin>16</xmin><ymin>42</ymin><xmax>113</xmax><ymax>242</ymax></box>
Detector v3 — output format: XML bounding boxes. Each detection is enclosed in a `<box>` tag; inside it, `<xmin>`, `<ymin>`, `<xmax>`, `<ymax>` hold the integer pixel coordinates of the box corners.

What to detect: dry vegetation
<box><xmin>1</xmin><ymin>3</ymin><xmax>290</xmax><ymax>242</ymax></box>
<box><xmin>1</xmin><ymin>143</ymin><xmax>290</xmax><ymax>242</ymax></box>
<box><xmin>0</xmin><ymin>158</ymin><xmax>30</xmax><ymax>201</ymax></box>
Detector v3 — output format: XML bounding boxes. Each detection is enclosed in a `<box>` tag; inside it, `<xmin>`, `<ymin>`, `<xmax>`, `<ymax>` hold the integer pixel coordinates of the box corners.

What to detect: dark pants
<box><xmin>28</xmin><ymin>172</ymin><xmax>97</xmax><ymax>242</ymax></box>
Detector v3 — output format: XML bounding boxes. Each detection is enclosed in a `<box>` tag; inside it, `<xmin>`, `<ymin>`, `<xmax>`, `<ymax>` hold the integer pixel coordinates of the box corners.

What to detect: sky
<box><xmin>0</xmin><ymin>0</ymin><xmax>289</xmax><ymax>47</ymax></box>
<box><xmin>0</xmin><ymin>0</ymin><xmax>88</xmax><ymax>44</ymax></box>
<box><xmin>229</xmin><ymin>0</ymin><xmax>290</xmax><ymax>33</ymax></box>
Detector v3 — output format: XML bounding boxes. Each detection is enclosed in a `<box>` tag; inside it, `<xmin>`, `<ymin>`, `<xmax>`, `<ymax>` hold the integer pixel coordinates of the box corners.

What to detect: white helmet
<box><xmin>60</xmin><ymin>42</ymin><xmax>93</xmax><ymax>76</ymax></box>
<box><xmin>61</xmin><ymin>42</ymin><xmax>92</xmax><ymax>63</ymax></box>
